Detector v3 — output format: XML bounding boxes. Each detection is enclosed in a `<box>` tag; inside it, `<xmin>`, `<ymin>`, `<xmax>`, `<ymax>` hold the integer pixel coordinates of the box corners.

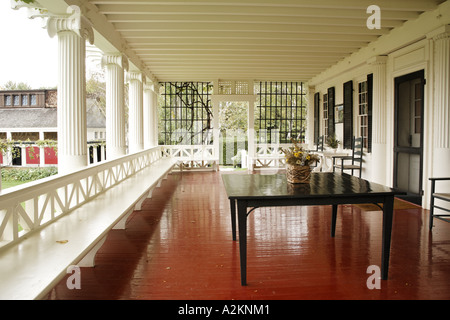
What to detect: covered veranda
<box><xmin>1</xmin><ymin>0</ymin><xmax>450</xmax><ymax>301</ymax></box>
<box><xmin>48</xmin><ymin>171</ymin><xmax>450</xmax><ymax>300</ymax></box>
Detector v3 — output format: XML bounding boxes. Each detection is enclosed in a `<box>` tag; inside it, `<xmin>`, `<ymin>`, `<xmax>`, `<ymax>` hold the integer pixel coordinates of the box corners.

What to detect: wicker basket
<box><xmin>286</xmin><ymin>164</ymin><xmax>311</xmax><ymax>184</ymax></box>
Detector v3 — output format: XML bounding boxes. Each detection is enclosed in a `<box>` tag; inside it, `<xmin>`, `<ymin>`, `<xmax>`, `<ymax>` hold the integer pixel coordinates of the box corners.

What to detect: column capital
<box><xmin>143</xmin><ymin>83</ymin><xmax>154</xmax><ymax>92</ymax></box>
<box><xmin>367</xmin><ymin>55</ymin><xmax>388</xmax><ymax>66</ymax></box>
<box><xmin>127</xmin><ymin>71</ymin><xmax>146</xmax><ymax>84</ymax></box>
<box><xmin>101</xmin><ymin>53</ymin><xmax>129</xmax><ymax>71</ymax></box>
<box><xmin>426</xmin><ymin>25</ymin><xmax>450</xmax><ymax>41</ymax></box>
<box><xmin>46</xmin><ymin>5</ymin><xmax>94</xmax><ymax>44</ymax></box>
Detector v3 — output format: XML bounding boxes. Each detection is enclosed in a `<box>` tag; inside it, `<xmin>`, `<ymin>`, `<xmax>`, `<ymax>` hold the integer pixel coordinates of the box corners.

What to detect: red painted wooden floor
<box><xmin>46</xmin><ymin>171</ymin><xmax>450</xmax><ymax>300</ymax></box>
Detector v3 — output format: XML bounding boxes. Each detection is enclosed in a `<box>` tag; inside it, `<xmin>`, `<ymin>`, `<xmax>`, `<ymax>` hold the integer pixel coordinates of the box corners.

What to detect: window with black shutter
<box><xmin>343</xmin><ymin>80</ymin><xmax>353</xmax><ymax>149</ymax></box>
<box><xmin>358</xmin><ymin>75</ymin><xmax>373</xmax><ymax>152</ymax></box>
<box><xmin>367</xmin><ymin>74</ymin><xmax>373</xmax><ymax>153</ymax></box>
<box><xmin>327</xmin><ymin>87</ymin><xmax>335</xmax><ymax>137</ymax></box>
<box><xmin>323</xmin><ymin>93</ymin><xmax>328</xmax><ymax>140</ymax></box>
<box><xmin>314</xmin><ymin>92</ymin><xmax>320</xmax><ymax>143</ymax></box>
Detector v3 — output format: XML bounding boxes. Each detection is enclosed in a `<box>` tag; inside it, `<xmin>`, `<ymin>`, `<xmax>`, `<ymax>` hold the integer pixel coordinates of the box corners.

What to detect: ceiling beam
<box><xmin>101</xmin><ymin>9</ymin><xmax>419</xmax><ymax>21</ymax></box>
<box><xmin>112</xmin><ymin>22</ymin><xmax>390</xmax><ymax>35</ymax></box>
<box><xmin>90</xmin><ymin>0</ymin><xmax>442</xmax><ymax>12</ymax></box>
<box><xmin>127</xmin><ymin>39</ymin><xmax>370</xmax><ymax>49</ymax></box>
<box><xmin>123</xmin><ymin>31</ymin><xmax>380</xmax><ymax>43</ymax></box>
<box><xmin>105</xmin><ymin>14</ymin><xmax>404</xmax><ymax>28</ymax></box>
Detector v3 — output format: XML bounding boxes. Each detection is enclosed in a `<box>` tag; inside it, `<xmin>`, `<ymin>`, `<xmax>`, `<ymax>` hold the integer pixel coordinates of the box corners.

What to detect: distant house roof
<box><xmin>86</xmin><ymin>99</ymin><xmax>106</xmax><ymax>128</ymax></box>
<box><xmin>0</xmin><ymin>98</ymin><xmax>105</xmax><ymax>130</ymax></box>
<box><xmin>0</xmin><ymin>108</ymin><xmax>57</xmax><ymax>128</ymax></box>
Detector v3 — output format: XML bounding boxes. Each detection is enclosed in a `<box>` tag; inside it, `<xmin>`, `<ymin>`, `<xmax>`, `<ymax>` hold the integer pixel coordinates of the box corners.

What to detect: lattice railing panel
<box><xmin>0</xmin><ymin>147</ymin><xmax>164</xmax><ymax>250</ymax></box>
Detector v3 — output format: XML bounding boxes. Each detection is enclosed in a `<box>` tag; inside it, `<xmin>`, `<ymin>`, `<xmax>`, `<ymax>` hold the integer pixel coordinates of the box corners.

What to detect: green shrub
<box><xmin>1</xmin><ymin>167</ymin><xmax>58</xmax><ymax>182</ymax></box>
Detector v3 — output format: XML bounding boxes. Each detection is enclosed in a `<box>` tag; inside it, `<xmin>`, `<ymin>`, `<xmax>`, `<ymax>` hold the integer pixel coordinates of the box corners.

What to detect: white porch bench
<box><xmin>0</xmin><ymin>147</ymin><xmax>175</xmax><ymax>300</ymax></box>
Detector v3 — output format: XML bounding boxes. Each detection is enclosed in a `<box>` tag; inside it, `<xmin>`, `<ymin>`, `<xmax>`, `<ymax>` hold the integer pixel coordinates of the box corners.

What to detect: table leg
<box><xmin>381</xmin><ymin>196</ymin><xmax>394</xmax><ymax>280</ymax></box>
<box><xmin>230</xmin><ymin>199</ymin><xmax>237</xmax><ymax>241</ymax></box>
<box><xmin>331</xmin><ymin>204</ymin><xmax>338</xmax><ymax>237</ymax></box>
<box><xmin>237</xmin><ymin>201</ymin><xmax>248</xmax><ymax>286</ymax></box>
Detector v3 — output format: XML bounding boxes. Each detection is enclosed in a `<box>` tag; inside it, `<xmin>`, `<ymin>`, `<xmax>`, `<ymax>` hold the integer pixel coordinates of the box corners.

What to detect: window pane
<box><xmin>30</xmin><ymin>95</ymin><xmax>37</xmax><ymax>105</ymax></box>
<box><xmin>415</xmin><ymin>100</ymin><xmax>421</xmax><ymax>117</ymax></box>
<box><xmin>22</xmin><ymin>95</ymin><xmax>28</xmax><ymax>105</ymax></box>
<box><xmin>5</xmin><ymin>95</ymin><xmax>11</xmax><ymax>106</ymax></box>
<box><xmin>415</xmin><ymin>83</ymin><xmax>422</xmax><ymax>99</ymax></box>
<box><xmin>13</xmin><ymin>95</ymin><xmax>20</xmax><ymax>106</ymax></box>
<box><xmin>358</xmin><ymin>81</ymin><xmax>369</xmax><ymax>150</ymax></box>
<box><xmin>159</xmin><ymin>82</ymin><xmax>213</xmax><ymax>145</ymax></box>
<box><xmin>256</xmin><ymin>82</ymin><xmax>306</xmax><ymax>143</ymax></box>
<box><xmin>415</xmin><ymin>118</ymin><xmax>421</xmax><ymax>134</ymax></box>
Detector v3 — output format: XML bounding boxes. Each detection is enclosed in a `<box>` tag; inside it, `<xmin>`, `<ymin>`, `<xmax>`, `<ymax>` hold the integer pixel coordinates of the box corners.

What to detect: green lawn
<box><xmin>1</xmin><ymin>167</ymin><xmax>57</xmax><ymax>190</ymax></box>
<box><xmin>2</xmin><ymin>180</ymin><xmax>31</xmax><ymax>189</ymax></box>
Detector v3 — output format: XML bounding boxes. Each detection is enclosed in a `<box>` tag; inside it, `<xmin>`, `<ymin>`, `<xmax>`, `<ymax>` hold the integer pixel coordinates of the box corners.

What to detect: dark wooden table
<box><xmin>222</xmin><ymin>172</ymin><xmax>404</xmax><ymax>285</ymax></box>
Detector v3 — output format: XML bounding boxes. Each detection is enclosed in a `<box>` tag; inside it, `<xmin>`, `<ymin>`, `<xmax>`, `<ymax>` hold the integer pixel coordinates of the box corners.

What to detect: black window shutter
<box><xmin>314</xmin><ymin>92</ymin><xmax>320</xmax><ymax>143</ymax></box>
<box><xmin>367</xmin><ymin>74</ymin><xmax>373</xmax><ymax>153</ymax></box>
<box><xmin>343</xmin><ymin>80</ymin><xmax>353</xmax><ymax>149</ymax></box>
<box><xmin>327</xmin><ymin>87</ymin><xmax>335</xmax><ymax>137</ymax></box>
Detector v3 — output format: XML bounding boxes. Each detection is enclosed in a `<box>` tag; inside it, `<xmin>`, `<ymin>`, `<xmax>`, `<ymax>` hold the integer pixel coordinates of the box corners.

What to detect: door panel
<box><xmin>394</xmin><ymin>70</ymin><xmax>424</xmax><ymax>205</ymax></box>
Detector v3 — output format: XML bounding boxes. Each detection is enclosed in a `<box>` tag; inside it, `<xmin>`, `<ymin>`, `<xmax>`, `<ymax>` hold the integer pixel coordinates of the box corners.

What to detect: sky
<box><xmin>0</xmin><ymin>1</ymin><xmax>58</xmax><ymax>89</ymax></box>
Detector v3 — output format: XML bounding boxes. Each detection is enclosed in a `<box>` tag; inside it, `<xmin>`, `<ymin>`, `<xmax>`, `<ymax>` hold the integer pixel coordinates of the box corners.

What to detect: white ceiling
<box><xmin>75</xmin><ymin>0</ymin><xmax>446</xmax><ymax>82</ymax></box>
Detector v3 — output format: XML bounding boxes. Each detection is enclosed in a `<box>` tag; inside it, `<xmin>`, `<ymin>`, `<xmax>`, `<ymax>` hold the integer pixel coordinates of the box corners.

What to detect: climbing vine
<box><xmin>0</xmin><ymin>139</ymin><xmax>58</xmax><ymax>163</ymax></box>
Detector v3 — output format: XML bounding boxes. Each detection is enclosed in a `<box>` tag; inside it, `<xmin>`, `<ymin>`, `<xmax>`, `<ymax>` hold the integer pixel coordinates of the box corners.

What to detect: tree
<box><xmin>158</xmin><ymin>82</ymin><xmax>213</xmax><ymax>145</ymax></box>
<box><xmin>86</xmin><ymin>72</ymin><xmax>106</xmax><ymax>117</ymax></box>
<box><xmin>219</xmin><ymin>101</ymin><xmax>248</xmax><ymax>133</ymax></box>
<box><xmin>1</xmin><ymin>81</ymin><xmax>32</xmax><ymax>90</ymax></box>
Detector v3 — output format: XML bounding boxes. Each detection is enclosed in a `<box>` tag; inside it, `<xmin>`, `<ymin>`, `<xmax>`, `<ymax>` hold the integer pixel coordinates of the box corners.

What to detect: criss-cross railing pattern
<box><xmin>0</xmin><ymin>147</ymin><xmax>163</xmax><ymax>250</ymax></box>
<box><xmin>161</xmin><ymin>145</ymin><xmax>217</xmax><ymax>170</ymax></box>
<box><xmin>252</xmin><ymin>143</ymin><xmax>290</xmax><ymax>168</ymax></box>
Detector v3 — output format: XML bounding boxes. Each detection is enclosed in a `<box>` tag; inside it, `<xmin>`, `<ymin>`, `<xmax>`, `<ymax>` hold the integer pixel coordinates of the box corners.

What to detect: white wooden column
<box><xmin>212</xmin><ymin>81</ymin><xmax>220</xmax><ymax>162</ymax></box>
<box><xmin>306</xmin><ymin>85</ymin><xmax>315</xmax><ymax>149</ymax></box>
<box><xmin>47</xmin><ymin>13</ymin><xmax>94</xmax><ymax>174</ymax></box>
<box><xmin>211</xmin><ymin>100</ymin><xmax>220</xmax><ymax>162</ymax></box>
<box><xmin>247</xmin><ymin>80</ymin><xmax>256</xmax><ymax>163</ymax></box>
<box><xmin>39</xmin><ymin>132</ymin><xmax>45</xmax><ymax>166</ymax></box>
<box><xmin>127</xmin><ymin>72</ymin><xmax>145</xmax><ymax>153</ymax></box>
<box><xmin>368</xmin><ymin>55</ymin><xmax>388</xmax><ymax>185</ymax></box>
<box><xmin>143</xmin><ymin>83</ymin><xmax>157</xmax><ymax>149</ymax></box>
<box><xmin>429</xmin><ymin>25</ymin><xmax>450</xmax><ymax>196</ymax></box>
<box><xmin>247</xmin><ymin>100</ymin><xmax>255</xmax><ymax>161</ymax></box>
<box><xmin>102</xmin><ymin>54</ymin><xmax>128</xmax><ymax>159</ymax></box>
<box><xmin>152</xmin><ymin>84</ymin><xmax>160</xmax><ymax>146</ymax></box>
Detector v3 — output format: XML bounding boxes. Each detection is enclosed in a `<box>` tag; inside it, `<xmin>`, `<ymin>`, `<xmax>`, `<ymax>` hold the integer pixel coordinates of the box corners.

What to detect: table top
<box><xmin>221</xmin><ymin>172</ymin><xmax>402</xmax><ymax>200</ymax></box>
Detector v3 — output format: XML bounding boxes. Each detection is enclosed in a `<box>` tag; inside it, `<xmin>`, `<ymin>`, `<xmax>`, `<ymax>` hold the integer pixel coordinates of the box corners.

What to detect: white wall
<box><xmin>312</xmin><ymin>62</ymin><xmax>373</xmax><ymax>180</ymax></box>
<box><xmin>308</xmin><ymin>1</ymin><xmax>450</xmax><ymax>208</ymax></box>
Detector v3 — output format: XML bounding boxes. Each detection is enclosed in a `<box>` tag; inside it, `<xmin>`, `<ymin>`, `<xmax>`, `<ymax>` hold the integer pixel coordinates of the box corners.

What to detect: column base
<box><xmin>107</xmin><ymin>146</ymin><xmax>126</xmax><ymax>160</ymax></box>
<box><xmin>58</xmin><ymin>154</ymin><xmax>88</xmax><ymax>175</ymax></box>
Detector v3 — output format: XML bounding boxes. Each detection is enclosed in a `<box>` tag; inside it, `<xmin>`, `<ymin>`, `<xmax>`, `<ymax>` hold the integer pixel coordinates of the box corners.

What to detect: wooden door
<box><xmin>393</xmin><ymin>70</ymin><xmax>425</xmax><ymax>205</ymax></box>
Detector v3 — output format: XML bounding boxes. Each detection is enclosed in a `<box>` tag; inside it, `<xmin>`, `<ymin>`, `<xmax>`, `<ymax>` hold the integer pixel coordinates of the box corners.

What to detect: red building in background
<box><xmin>0</xmin><ymin>89</ymin><xmax>105</xmax><ymax>166</ymax></box>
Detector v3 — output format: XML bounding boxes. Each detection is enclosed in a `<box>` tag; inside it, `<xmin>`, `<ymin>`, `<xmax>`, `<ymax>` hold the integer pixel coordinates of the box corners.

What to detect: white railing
<box><xmin>0</xmin><ymin>146</ymin><xmax>163</xmax><ymax>250</ymax></box>
<box><xmin>255</xmin><ymin>143</ymin><xmax>290</xmax><ymax>157</ymax></box>
<box><xmin>250</xmin><ymin>143</ymin><xmax>290</xmax><ymax>169</ymax></box>
<box><xmin>161</xmin><ymin>145</ymin><xmax>218</xmax><ymax>170</ymax></box>
<box><xmin>0</xmin><ymin>140</ymin><xmax>106</xmax><ymax>167</ymax></box>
